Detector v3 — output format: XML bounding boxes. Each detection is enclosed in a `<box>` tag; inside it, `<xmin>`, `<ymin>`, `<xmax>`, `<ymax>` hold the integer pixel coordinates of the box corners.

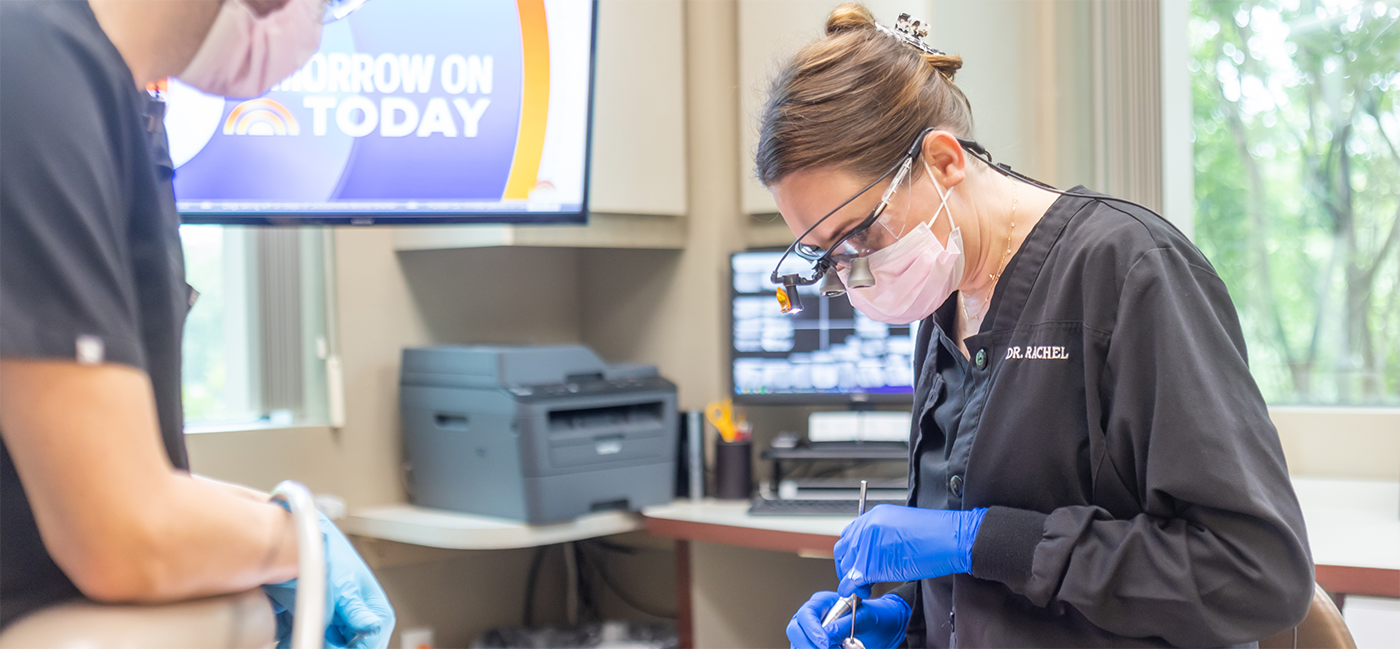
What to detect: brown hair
<box><xmin>755</xmin><ymin>3</ymin><xmax>974</xmax><ymax>186</ymax></box>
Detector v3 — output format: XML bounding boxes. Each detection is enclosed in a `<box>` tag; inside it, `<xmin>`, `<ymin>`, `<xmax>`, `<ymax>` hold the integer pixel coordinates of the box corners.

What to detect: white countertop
<box><xmin>1292</xmin><ymin>477</ymin><xmax>1400</xmax><ymax>571</ymax></box>
<box><xmin>643</xmin><ymin>499</ymin><xmax>852</xmax><ymax>536</ymax></box>
<box><xmin>340</xmin><ymin>505</ymin><xmax>643</xmax><ymax>550</ymax></box>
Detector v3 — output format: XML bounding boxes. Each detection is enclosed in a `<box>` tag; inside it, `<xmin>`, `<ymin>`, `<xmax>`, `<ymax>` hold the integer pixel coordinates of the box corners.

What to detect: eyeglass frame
<box><xmin>769</xmin><ymin>128</ymin><xmax>992</xmax><ymax>289</ymax></box>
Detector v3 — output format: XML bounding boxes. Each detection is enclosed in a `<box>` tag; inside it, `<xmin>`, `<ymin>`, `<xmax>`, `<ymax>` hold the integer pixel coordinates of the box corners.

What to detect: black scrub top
<box><xmin>903</xmin><ymin>188</ymin><xmax>1314</xmax><ymax>648</ymax></box>
<box><xmin>0</xmin><ymin>1</ymin><xmax>190</xmax><ymax>627</ymax></box>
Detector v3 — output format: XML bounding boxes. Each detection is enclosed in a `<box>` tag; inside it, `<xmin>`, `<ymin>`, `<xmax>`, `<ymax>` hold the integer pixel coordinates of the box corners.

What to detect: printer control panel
<box><xmin>507</xmin><ymin>375</ymin><xmax>674</xmax><ymax>401</ymax></box>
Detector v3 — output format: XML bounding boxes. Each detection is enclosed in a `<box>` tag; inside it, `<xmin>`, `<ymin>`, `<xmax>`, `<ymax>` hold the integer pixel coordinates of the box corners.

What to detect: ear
<box><xmin>918</xmin><ymin>130</ymin><xmax>967</xmax><ymax>189</ymax></box>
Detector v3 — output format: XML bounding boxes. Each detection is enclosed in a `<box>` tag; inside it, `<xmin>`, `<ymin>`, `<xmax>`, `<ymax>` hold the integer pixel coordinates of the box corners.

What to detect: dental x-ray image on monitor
<box><xmin>730</xmin><ymin>251</ymin><xmax>916</xmax><ymax>405</ymax></box>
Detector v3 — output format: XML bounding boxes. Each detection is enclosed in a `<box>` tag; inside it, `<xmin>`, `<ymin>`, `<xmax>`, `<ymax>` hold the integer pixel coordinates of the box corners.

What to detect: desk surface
<box><xmin>341</xmin><ymin>505</ymin><xmax>643</xmax><ymax>550</ymax></box>
<box><xmin>643</xmin><ymin>500</ymin><xmax>850</xmax><ymax>556</ymax></box>
<box><xmin>341</xmin><ymin>480</ymin><xmax>1397</xmax><ymax>593</ymax></box>
<box><xmin>1291</xmin><ymin>477</ymin><xmax>1400</xmax><ymax>597</ymax></box>
<box><xmin>644</xmin><ymin>477</ymin><xmax>1400</xmax><ymax>596</ymax></box>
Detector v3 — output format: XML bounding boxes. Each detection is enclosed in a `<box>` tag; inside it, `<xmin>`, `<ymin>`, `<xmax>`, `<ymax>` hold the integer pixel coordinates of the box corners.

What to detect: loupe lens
<box><xmin>819</xmin><ymin>267</ymin><xmax>846</xmax><ymax>297</ymax></box>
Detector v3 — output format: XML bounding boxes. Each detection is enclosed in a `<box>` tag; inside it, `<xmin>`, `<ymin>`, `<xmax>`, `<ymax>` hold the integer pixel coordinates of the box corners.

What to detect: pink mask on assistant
<box><xmin>178</xmin><ymin>0</ymin><xmax>325</xmax><ymax>99</ymax></box>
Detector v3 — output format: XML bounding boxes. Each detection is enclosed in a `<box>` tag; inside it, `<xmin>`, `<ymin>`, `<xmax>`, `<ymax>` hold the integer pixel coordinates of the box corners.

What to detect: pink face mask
<box><xmin>839</xmin><ymin>165</ymin><xmax>965</xmax><ymax>325</ymax></box>
<box><xmin>178</xmin><ymin>0</ymin><xmax>325</xmax><ymax>99</ymax></box>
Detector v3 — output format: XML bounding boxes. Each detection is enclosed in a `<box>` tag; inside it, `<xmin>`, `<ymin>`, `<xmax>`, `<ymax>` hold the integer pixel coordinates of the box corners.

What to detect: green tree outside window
<box><xmin>1192</xmin><ymin>0</ymin><xmax>1400</xmax><ymax>404</ymax></box>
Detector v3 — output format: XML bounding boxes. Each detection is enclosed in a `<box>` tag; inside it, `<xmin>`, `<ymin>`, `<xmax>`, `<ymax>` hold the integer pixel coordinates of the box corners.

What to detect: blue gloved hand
<box><xmin>786</xmin><ymin>591</ymin><xmax>912</xmax><ymax>649</ymax></box>
<box><xmin>263</xmin><ymin>511</ymin><xmax>396</xmax><ymax>649</ymax></box>
<box><xmin>833</xmin><ymin>505</ymin><xmax>986</xmax><ymax>598</ymax></box>
<box><xmin>825</xmin><ymin>593</ymin><xmax>913</xmax><ymax>649</ymax></box>
<box><xmin>787</xmin><ymin>591</ymin><xmax>840</xmax><ymax>649</ymax></box>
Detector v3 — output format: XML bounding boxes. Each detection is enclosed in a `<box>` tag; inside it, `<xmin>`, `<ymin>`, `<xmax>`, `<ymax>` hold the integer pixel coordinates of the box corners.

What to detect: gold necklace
<box><xmin>990</xmin><ymin>180</ymin><xmax>1017</xmax><ymax>282</ymax></box>
<box><xmin>960</xmin><ymin>181</ymin><xmax>1018</xmax><ymax>330</ymax></box>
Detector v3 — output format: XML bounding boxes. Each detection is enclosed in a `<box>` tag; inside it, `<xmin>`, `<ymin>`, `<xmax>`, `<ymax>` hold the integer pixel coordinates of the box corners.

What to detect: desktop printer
<box><xmin>400</xmin><ymin>345</ymin><xmax>678</xmax><ymax>524</ymax></box>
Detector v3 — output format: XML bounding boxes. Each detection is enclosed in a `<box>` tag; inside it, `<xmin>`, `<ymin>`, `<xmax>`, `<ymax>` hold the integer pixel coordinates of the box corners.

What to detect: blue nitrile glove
<box><xmin>786</xmin><ymin>591</ymin><xmax>912</xmax><ymax>649</ymax></box>
<box><xmin>787</xmin><ymin>591</ymin><xmax>840</xmax><ymax>649</ymax></box>
<box><xmin>833</xmin><ymin>505</ymin><xmax>986</xmax><ymax>598</ymax></box>
<box><xmin>262</xmin><ymin>511</ymin><xmax>396</xmax><ymax>649</ymax></box>
<box><xmin>824</xmin><ymin>593</ymin><xmax>913</xmax><ymax>649</ymax></box>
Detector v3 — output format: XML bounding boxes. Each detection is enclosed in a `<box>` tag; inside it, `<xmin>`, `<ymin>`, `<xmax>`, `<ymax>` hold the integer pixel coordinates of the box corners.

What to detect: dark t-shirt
<box><xmin>0</xmin><ymin>1</ymin><xmax>190</xmax><ymax>627</ymax></box>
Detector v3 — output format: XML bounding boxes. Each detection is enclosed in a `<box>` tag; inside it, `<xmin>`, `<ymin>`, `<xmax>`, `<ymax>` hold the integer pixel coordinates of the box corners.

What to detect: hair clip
<box><xmin>874</xmin><ymin>12</ymin><xmax>945</xmax><ymax>58</ymax></box>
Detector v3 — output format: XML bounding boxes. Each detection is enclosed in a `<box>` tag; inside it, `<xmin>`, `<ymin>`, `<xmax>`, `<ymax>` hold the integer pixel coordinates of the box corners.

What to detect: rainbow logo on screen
<box><xmin>164</xmin><ymin>0</ymin><xmax>595</xmax><ymax>224</ymax></box>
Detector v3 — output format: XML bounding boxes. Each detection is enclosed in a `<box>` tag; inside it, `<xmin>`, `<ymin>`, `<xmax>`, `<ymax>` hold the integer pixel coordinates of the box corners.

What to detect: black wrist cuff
<box><xmin>888</xmin><ymin>581</ymin><xmax>918</xmax><ymax>610</ymax></box>
<box><xmin>969</xmin><ymin>506</ymin><xmax>1047</xmax><ymax>592</ymax></box>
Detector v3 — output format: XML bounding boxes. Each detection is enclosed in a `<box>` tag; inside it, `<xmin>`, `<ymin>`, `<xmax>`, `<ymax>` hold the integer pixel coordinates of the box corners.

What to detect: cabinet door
<box><xmin>589</xmin><ymin>0</ymin><xmax>688</xmax><ymax>216</ymax></box>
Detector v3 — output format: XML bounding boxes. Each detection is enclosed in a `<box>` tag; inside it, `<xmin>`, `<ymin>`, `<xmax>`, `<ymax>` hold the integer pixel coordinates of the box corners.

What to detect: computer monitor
<box><xmin>163</xmin><ymin>0</ymin><xmax>596</xmax><ymax>225</ymax></box>
<box><xmin>729</xmin><ymin>251</ymin><xmax>916</xmax><ymax>405</ymax></box>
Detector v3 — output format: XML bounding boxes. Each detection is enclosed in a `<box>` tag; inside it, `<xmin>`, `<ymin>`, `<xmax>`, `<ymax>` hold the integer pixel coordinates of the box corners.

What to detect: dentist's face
<box><xmin>770</xmin><ymin>164</ymin><xmax>948</xmax><ymax>268</ymax></box>
<box><xmin>771</xmin><ymin>167</ymin><xmax>884</xmax><ymax>257</ymax></box>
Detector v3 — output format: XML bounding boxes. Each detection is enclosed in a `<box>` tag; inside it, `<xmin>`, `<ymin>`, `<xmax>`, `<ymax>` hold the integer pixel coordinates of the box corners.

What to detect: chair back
<box><xmin>1259</xmin><ymin>583</ymin><xmax>1357</xmax><ymax>649</ymax></box>
<box><xmin>0</xmin><ymin>588</ymin><xmax>275</xmax><ymax>649</ymax></box>
<box><xmin>0</xmin><ymin>480</ymin><xmax>325</xmax><ymax>649</ymax></box>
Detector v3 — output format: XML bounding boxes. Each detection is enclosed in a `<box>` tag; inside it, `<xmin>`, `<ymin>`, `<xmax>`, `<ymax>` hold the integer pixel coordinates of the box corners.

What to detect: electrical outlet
<box><xmin>400</xmin><ymin>626</ymin><xmax>434</xmax><ymax>649</ymax></box>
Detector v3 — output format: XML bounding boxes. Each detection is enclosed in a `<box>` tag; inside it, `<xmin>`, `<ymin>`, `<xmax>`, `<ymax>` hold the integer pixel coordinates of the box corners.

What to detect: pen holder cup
<box><xmin>713</xmin><ymin>439</ymin><xmax>753</xmax><ymax>500</ymax></box>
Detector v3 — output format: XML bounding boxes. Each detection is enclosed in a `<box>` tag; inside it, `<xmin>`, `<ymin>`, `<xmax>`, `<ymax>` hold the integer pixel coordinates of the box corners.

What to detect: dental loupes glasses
<box><xmin>770</xmin><ymin>129</ymin><xmax>935</xmax><ymax>314</ymax></box>
<box><xmin>769</xmin><ymin>130</ymin><xmax>1022</xmax><ymax>314</ymax></box>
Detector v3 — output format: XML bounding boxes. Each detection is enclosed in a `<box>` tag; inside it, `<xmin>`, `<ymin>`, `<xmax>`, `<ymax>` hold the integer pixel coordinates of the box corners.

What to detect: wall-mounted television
<box><xmin>165</xmin><ymin>0</ymin><xmax>596</xmax><ymax>225</ymax></box>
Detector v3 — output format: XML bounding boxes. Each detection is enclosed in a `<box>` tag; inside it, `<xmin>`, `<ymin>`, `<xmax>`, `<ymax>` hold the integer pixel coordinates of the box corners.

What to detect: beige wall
<box><xmin>691</xmin><ymin>543</ymin><xmax>836</xmax><ymax>648</ymax></box>
<box><xmin>1272</xmin><ymin>408</ymin><xmax>1400</xmax><ymax>481</ymax></box>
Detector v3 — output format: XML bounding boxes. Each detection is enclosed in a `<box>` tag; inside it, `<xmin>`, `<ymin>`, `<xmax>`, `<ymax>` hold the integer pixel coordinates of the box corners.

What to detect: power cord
<box><xmin>522</xmin><ymin>540</ymin><xmax>679</xmax><ymax>626</ymax></box>
<box><xmin>577</xmin><ymin>541</ymin><xmax>678</xmax><ymax>619</ymax></box>
<box><xmin>522</xmin><ymin>545</ymin><xmax>549</xmax><ymax>627</ymax></box>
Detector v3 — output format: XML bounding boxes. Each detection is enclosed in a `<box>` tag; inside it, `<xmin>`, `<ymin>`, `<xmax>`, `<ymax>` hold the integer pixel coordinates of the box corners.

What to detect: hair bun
<box><xmin>924</xmin><ymin>53</ymin><xmax>964</xmax><ymax>82</ymax></box>
<box><xmin>825</xmin><ymin>3</ymin><xmax>876</xmax><ymax>36</ymax></box>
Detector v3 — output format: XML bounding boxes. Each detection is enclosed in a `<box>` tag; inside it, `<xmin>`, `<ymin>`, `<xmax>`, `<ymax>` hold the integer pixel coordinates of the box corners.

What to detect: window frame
<box><xmin>180</xmin><ymin>226</ymin><xmax>344</xmax><ymax>433</ymax></box>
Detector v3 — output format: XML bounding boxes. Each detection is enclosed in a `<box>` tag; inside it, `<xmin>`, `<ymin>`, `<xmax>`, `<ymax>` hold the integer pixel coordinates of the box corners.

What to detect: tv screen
<box><xmin>164</xmin><ymin>0</ymin><xmax>596</xmax><ymax>225</ymax></box>
<box><xmin>730</xmin><ymin>251</ymin><xmax>916</xmax><ymax>405</ymax></box>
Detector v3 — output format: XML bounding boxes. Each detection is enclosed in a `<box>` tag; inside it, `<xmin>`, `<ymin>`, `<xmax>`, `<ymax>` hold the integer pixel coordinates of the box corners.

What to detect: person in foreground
<box><xmin>767</xmin><ymin>5</ymin><xmax>1314</xmax><ymax>648</ymax></box>
<box><xmin>0</xmin><ymin>1</ymin><xmax>392</xmax><ymax>646</ymax></box>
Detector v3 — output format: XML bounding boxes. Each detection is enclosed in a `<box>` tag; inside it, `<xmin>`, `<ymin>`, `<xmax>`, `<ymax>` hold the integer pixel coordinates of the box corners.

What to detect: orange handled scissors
<box><xmin>705</xmin><ymin>399</ymin><xmax>739</xmax><ymax>443</ymax></box>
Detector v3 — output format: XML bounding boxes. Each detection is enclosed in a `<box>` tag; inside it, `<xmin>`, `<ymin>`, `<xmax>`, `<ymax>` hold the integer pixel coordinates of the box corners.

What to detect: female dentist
<box><xmin>764</xmin><ymin>5</ymin><xmax>1313</xmax><ymax>648</ymax></box>
<box><xmin>0</xmin><ymin>1</ymin><xmax>390</xmax><ymax>646</ymax></box>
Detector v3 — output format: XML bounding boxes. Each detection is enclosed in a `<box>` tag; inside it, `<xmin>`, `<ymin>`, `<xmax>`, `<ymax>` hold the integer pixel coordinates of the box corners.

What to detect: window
<box><xmin>180</xmin><ymin>225</ymin><xmax>333</xmax><ymax>428</ymax></box>
<box><xmin>1190</xmin><ymin>0</ymin><xmax>1400</xmax><ymax>405</ymax></box>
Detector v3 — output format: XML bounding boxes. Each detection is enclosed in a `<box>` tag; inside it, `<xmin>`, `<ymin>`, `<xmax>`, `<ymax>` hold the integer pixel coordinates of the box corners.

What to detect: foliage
<box><xmin>1192</xmin><ymin>0</ymin><xmax>1400</xmax><ymax>404</ymax></box>
<box><xmin>180</xmin><ymin>225</ymin><xmax>232</xmax><ymax>424</ymax></box>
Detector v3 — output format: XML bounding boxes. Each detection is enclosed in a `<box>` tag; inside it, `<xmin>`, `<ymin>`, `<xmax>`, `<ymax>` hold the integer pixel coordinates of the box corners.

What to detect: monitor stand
<box><xmin>845</xmin><ymin>398</ymin><xmax>877</xmax><ymax>412</ymax></box>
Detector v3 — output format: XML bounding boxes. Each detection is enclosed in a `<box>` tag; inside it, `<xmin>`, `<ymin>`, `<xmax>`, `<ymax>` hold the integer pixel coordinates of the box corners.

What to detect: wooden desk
<box><xmin>645</xmin><ymin>478</ymin><xmax>1400</xmax><ymax>648</ymax></box>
